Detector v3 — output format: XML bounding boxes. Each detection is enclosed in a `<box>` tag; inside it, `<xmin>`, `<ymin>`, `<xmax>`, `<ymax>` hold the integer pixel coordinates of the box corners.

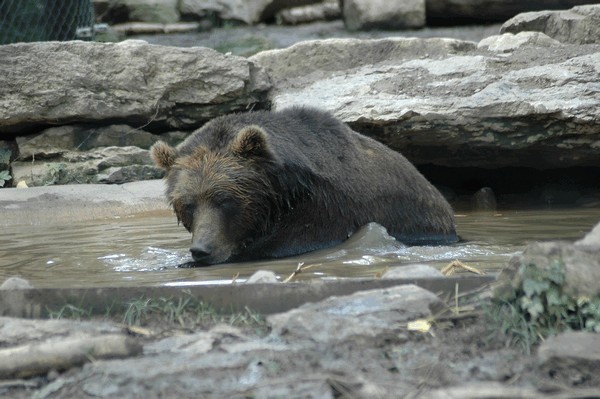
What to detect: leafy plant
<box><xmin>0</xmin><ymin>170</ymin><xmax>11</xmax><ymax>187</ymax></box>
<box><xmin>486</xmin><ymin>260</ymin><xmax>600</xmax><ymax>354</ymax></box>
<box><xmin>0</xmin><ymin>148</ymin><xmax>10</xmax><ymax>164</ymax></box>
<box><xmin>46</xmin><ymin>162</ymin><xmax>67</xmax><ymax>185</ymax></box>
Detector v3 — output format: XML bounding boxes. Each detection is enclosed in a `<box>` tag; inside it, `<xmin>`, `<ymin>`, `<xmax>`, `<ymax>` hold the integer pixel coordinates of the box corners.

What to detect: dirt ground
<box><xmin>2</xmin><ymin>290</ymin><xmax>588</xmax><ymax>399</ymax></box>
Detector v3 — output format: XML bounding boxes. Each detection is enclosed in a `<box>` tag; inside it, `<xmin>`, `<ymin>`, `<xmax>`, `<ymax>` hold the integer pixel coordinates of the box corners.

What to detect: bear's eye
<box><xmin>217</xmin><ymin>197</ymin><xmax>239</xmax><ymax>216</ymax></box>
<box><xmin>178</xmin><ymin>204</ymin><xmax>195</xmax><ymax>231</ymax></box>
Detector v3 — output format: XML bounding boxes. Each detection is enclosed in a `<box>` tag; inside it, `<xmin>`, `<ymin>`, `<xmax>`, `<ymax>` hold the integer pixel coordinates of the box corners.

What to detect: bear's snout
<box><xmin>190</xmin><ymin>243</ymin><xmax>212</xmax><ymax>263</ymax></box>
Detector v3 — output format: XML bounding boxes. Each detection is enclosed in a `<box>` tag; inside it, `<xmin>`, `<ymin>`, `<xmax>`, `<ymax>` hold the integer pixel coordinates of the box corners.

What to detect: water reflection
<box><xmin>1</xmin><ymin>208</ymin><xmax>599</xmax><ymax>288</ymax></box>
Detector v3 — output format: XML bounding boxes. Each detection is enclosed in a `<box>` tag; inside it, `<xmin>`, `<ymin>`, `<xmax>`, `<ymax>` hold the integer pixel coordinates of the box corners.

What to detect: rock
<box><xmin>245</xmin><ymin>270</ymin><xmax>279</xmax><ymax>284</ymax></box>
<box><xmin>537</xmin><ymin>331</ymin><xmax>600</xmax><ymax>387</ymax></box>
<box><xmin>96</xmin><ymin>164</ymin><xmax>163</xmax><ymax>184</ymax></box>
<box><xmin>341</xmin><ymin>0</ymin><xmax>425</xmax><ymax>30</ymax></box>
<box><xmin>11</xmin><ymin>147</ymin><xmax>161</xmax><ymax>186</ymax></box>
<box><xmin>501</xmin><ymin>4</ymin><xmax>600</xmax><ymax>45</ymax></box>
<box><xmin>0</xmin><ymin>277</ymin><xmax>33</xmax><ymax>290</ymax></box>
<box><xmin>0</xmin><ymin>40</ymin><xmax>270</xmax><ymax>134</ymax></box>
<box><xmin>576</xmin><ymin>221</ymin><xmax>600</xmax><ymax>248</ymax></box>
<box><xmin>250</xmin><ymin>37</ymin><xmax>600</xmax><ymax>169</ymax></box>
<box><xmin>16</xmin><ymin>124</ymin><xmax>161</xmax><ymax>159</ymax></box>
<box><xmin>146</xmin><ymin>324</ymin><xmax>247</xmax><ymax>355</ymax></box>
<box><xmin>0</xmin><ymin>334</ymin><xmax>142</xmax><ymax>378</ymax></box>
<box><xmin>179</xmin><ymin>0</ymin><xmax>318</xmax><ymax>25</ymax></box>
<box><xmin>121</xmin><ymin>0</ymin><xmax>180</xmax><ymax>24</ymax></box>
<box><xmin>506</xmin><ymin>237</ymin><xmax>600</xmax><ymax>298</ymax></box>
<box><xmin>0</xmin><ymin>317</ymin><xmax>124</xmax><ymax>347</ymax></box>
<box><xmin>477</xmin><ymin>31</ymin><xmax>561</xmax><ymax>53</ymax></box>
<box><xmin>276</xmin><ymin>1</ymin><xmax>340</xmax><ymax>25</ymax></box>
<box><xmin>471</xmin><ymin>187</ymin><xmax>497</xmax><ymax>212</ymax></box>
<box><xmin>425</xmin><ymin>0</ymin><xmax>594</xmax><ymax>24</ymax></box>
<box><xmin>382</xmin><ymin>264</ymin><xmax>443</xmax><ymax>279</ymax></box>
<box><xmin>420</xmin><ymin>382</ymin><xmax>540</xmax><ymax>399</ymax></box>
<box><xmin>268</xmin><ymin>284</ymin><xmax>446</xmax><ymax>343</ymax></box>
<box><xmin>112</xmin><ymin>22</ymin><xmax>200</xmax><ymax>35</ymax></box>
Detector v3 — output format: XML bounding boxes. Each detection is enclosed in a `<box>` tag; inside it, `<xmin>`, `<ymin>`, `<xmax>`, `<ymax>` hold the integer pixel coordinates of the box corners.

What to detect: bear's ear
<box><xmin>230</xmin><ymin>125</ymin><xmax>271</xmax><ymax>160</ymax></box>
<box><xmin>150</xmin><ymin>141</ymin><xmax>177</xmax><ymax>171</ymax></box>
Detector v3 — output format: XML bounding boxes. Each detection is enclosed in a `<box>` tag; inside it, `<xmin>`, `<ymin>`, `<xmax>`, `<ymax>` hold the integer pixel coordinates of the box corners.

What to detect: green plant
<box><xmin>46</xmin><ymin>295</ymin><xmax>267</xmax><ymax>333</ymax></box>
<box><xmin>486</xmin><ymin>261</ymin><xmax>600</xmax><ymax>354</ymax></box>
<box><xmin>0</xmin><ymin>170</ymin><xmax>11</xmax><ymax>187</ymax></box>
<box><xmin>122</xmin><ymin>296</ymin><xmax>266</xmax><ymax>329</ymax></box>
<box><xmin>0</xmin><ymin>148</ymin><xmax>10</xmax><ymax>164</ymax></box>
<box><xmin>48</xmin><ymin>304</ymin><xmax>93</xmax><ymax>321</ymax></box>
<box><xmin>46</xmin><ymin>162</ymin><xmax>67</xmax><ymax>185</ymax></box>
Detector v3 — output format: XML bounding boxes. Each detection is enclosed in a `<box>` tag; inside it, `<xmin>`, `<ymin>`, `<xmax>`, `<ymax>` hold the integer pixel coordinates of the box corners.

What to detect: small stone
<box><xmin>382</xmin><ymin>264</ymin><xmax>443</xmax><ymax>279</ymax></box>
<box><xmin>245</xmin><ymin>270</ymin><xmax>279</xmax><ymax>284</ymax></box>
<box><xmin>471</xmin><ymin>187</ymin><xmax>497</xmax><ymax>212</ymax></box>
<box><xmin>537</xmin><ymin>331</ymin><xmax>600</xmax><ymax>387</ymax></box>
<box><xmin>0</xmin><ymin>277</ymin><xmax>34</xmax><ymax>290</ymax></box>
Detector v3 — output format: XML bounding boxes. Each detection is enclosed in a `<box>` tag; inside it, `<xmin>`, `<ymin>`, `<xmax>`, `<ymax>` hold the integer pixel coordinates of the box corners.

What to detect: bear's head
<box><xmin>151</xmin><ymin>126</ymin><xmax>276</xmax><ymax>265</ymax></box>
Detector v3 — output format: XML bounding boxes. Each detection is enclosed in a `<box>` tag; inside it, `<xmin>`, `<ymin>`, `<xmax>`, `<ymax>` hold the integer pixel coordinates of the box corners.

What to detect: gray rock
<box><xmin>0</xmin><ymin>40</ymin><xmax>270</xmax><ymax>134</ymax></box>
<box><xmin>537</xmin><ymin>331</ymin><xmax>600</xmax><ymax>387</ymax></box>
<box><xmin>501</xmin><ymin>4</ymin><xmax>600</xmax><ymax>44</ymax></box>
<box><xmin>179</xmin><ymin>0</ymin><xmax>318</xmax><ymax>25</ymax></box>
<box><xmin>471</xmin><ymin>187</ymin><xmax>497</xmax><ymax>212</ymax></box>
<box><xmin>276</xmin><ymin>1</ymin><xmax>340</xmax><ymax>25</ymax></box>
<box><xmin>268</xmin><ymin>284</ymin><xmax>445</xmax><ymax>343</ymax></box>
<box><xmin>11</xmin><ymin>147</ymin><xmax>160</xmax><ymax>186</ymax></box>
<box><xmin>506</xmin><ymin>238</ymin><xmax>600</xmax><ymax>298</ymax></box>
<box><xmin>245</xmin><ymin>270</ymin><xmax>279</xmax><ymax>284</ymax></box>
<box><xmin>0</xmin><ymin>317</ymin><xmax>123</xmax><ymax>347</ymax></box>
<box><xmin>477</xmin><ymin>31</ymin><xmax>561</xmax><ymax>52</ymax></box>
<box><xmin>146</xmin><ymin>324</ymin><xmax>247</xmax><ymax>355</ymax></box>
<box><xmin>420</xmin><ymin>382</ymin><xmax>540</xmax><ymax>399</ymax></box>
<box><xmin>382</xmin><ymin>264</ymin><xmax>443</xmax><ymax>279</ymax></box>
<box><xmin>16</xmin><ymin>124</ymin><xmax>161</xmax><ymax>159</ymax></box>
<box><xmin>120</xmin><ymin>0</ymin><xmax>180</xmax><ymax>24</ymax></box>
<box><xmin>342</xmin><ymin>0</ymin><xmax>425</xmax><ymax>31</ymax></box>
<box><xmin>0</xmin><ymin>277</ymin><xmax>33</xmax><ymax>290</ymax></box>
<box><xmin>576</xmin><ymin>221</ymin><xmax>600</xmax><ymax>248</ymax></box>
<box><xmin>251</xmin><ymin>37</ymin><xmax>600</xmax><ymax>169</ymax></box>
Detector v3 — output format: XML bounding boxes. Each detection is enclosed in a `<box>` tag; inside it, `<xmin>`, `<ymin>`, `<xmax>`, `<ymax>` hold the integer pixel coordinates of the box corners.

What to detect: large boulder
<box><xmin>501</xmin><ymin>4</ymin><xmax>600</xmax><ymax>44</ymax></box>
<box><xmin>500</xmin><ymin>220</ymin><xmax>600</xmax><ymax>298</ymax></box>
<box><xmin>250</xmin><ymin>37</ymin><xmax>600</xmax><ymax>169</ymax></box>
<box><xmin>341</xmin><ymin>0</ymin><xmax>425</xmax><ymax>31</ymax></box>
<box><xmin>0</xmin><ymin>40</ymin><xmax>270</xmax><ymax>134</ymax></box>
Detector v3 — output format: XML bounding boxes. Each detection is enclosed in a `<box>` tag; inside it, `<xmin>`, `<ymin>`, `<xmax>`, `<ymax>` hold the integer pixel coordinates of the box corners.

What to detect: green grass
<box><xmin>47</xmin><ymin>295</ymin><xmax>267</xmax><ymax>333</ymax></box>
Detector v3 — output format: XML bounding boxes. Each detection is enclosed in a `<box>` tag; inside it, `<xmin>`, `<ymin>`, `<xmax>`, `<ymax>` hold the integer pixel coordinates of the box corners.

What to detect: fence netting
<box><xmin>0</xmin><ymin>0</ymin><xmax>95</xmax><ymax>44</ymax></box>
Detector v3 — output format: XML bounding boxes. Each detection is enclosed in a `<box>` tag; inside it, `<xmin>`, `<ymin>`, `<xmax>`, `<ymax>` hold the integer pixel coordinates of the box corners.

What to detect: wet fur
<box><xmin>151</xmin><ymin>107</ymin><xmax>458</xmax><ymax>264</ymax></box>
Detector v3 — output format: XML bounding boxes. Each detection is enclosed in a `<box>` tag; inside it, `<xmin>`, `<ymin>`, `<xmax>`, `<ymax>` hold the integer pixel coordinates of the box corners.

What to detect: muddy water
<box><xmin>1</xmin><ymin>208</ymin><xmax>599</xmax><ymax>289</ymax></box>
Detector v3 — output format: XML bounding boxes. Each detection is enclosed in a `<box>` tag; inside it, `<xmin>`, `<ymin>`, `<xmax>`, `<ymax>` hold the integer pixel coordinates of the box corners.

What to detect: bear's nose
<box><xmin>190</xmin><ymin>244</ymin><xmax>211</xmax><ymax>262</ymax></box>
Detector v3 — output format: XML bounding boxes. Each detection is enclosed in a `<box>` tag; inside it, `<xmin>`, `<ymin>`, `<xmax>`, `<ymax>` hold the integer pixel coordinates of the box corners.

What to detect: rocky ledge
<box><xmin>0</xmin><ymin>5</ymin><xmax>599</xmax><ymax>206</ymax></box>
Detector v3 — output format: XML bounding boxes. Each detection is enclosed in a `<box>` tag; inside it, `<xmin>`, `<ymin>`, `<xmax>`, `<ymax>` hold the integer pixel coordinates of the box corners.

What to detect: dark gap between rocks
<box><xmin>420</xmin><ymin>165</ymin><xmax>600</xmax><ymax>210</ymax></box>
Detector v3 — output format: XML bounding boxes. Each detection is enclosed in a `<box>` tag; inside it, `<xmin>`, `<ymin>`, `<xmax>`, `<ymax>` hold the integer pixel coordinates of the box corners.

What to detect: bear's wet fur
<box><xmin>151</xmin><ymin>107</ymin><xmax>457</xmax><ymax>265</ymax></box>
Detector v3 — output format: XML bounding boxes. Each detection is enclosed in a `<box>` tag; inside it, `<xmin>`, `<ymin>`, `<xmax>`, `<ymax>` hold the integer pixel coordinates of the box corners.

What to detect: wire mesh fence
<box><xmin>0</xmin><ymin>0</ymin><xmax>95</xmax><ymax>44</ymax></box>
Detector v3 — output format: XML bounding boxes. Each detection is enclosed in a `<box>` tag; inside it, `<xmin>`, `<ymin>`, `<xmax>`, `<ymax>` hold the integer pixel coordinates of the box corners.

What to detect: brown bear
<box><xmin>151</xmin><ymin>107</ymin><xmax>457</xmax><ymax>265</ymax></box>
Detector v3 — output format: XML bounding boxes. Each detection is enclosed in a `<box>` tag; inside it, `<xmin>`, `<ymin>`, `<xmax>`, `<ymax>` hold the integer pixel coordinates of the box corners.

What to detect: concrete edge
<box><xmin>0</xmin><ymin>180</ymin><xmax>170</xmax><ymax>226</ymax></box>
